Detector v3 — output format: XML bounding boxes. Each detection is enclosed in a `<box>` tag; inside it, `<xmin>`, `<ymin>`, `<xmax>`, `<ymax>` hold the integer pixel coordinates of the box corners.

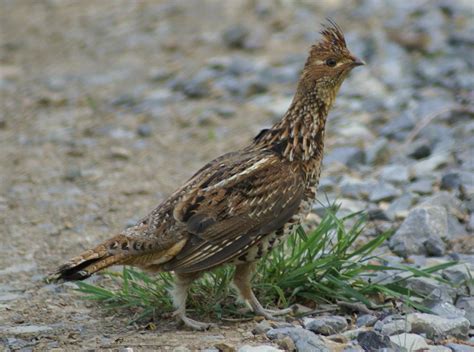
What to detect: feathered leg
<box><xmin>233</xmin><ymin>262</ymin><xmax>293</xmax><ymax>320</ymax></box>
<box><xmin>171</xmin><ymin>271</ymin><xmax>215</xmax><ymax>330</ymax></box>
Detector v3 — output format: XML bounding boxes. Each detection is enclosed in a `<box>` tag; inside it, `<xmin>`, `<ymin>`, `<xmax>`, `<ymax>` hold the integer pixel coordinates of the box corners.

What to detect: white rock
<box><xmin>389</xmin><ymin>206</ymin><xmax>448</xmax><ymax>256</ymax></box>
<box><xmin>389</xmin><ymin>333</ymin><xmax>428</xmax><ymax>350</ymax></box>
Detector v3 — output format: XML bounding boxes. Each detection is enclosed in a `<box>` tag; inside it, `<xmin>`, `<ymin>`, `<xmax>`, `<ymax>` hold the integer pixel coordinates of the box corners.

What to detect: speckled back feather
<box><xmin>51</xmin><ymin>20</ymin><xmax>363</xmax><ymax>283</ymax></box>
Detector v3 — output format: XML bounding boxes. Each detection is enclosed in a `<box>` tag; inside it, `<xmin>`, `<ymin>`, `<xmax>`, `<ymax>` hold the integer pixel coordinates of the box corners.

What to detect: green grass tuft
<box><xmin>75</xmin><ymin>204</ymin><xmax>457</xmax><ymax>323</ymax></box>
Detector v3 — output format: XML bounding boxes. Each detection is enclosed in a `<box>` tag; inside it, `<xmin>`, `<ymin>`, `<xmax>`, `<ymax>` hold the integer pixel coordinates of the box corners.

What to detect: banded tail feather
<box><xmin>50</xmin><ymin>234</ymin><xmax>131</xmax><ymax>282</ymax></box>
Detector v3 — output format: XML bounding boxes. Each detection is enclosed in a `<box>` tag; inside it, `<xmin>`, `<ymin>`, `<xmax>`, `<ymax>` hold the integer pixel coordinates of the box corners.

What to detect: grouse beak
<box><xmin>351</xmin><ymin>56</ymin><xmax>365</xmax><ymax>67</ymax></box>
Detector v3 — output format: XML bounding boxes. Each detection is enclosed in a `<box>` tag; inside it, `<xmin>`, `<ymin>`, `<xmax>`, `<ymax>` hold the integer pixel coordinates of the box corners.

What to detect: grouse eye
<box><xmin>325</xmin><ymin>58</ymin><xmax>337</xmax><ymax>67</ymax></box>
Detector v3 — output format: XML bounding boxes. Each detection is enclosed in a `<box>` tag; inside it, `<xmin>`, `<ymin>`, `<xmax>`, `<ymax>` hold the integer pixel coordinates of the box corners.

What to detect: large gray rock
<box><xmin>426</xmin><ymin>300</ymin><xmax>466</xmax><ymax>319</ymax></box>
<box><xmin>456</xmin><ymin>296</ymin><xmax>474</xmax><ymax>327</ymax></box>
<box><xmin>303</xmin><ymin>316</ymin><xmax>348</xmax><ymax>335</ymax></box>
<box><xmin>407</xmin><ymin>313</ymin><xmax>470</xmax><ymax>339</ymax></box>
<box><xmin>442</xmin><ymin>263</ymin><xmax>474</xmax><ymax>286</ymax></box>
<box><xmin>420</xmin><ymin>192</ymin><xmax>467</xmax><ymax>238</ymax></box>
<box><xmin>420</xmin><ymin>193</ymin><xmax>466</xmax><ymax>217</ymax></box>
<box><xmin>403</xmin><ymin>277</ymin><xmax>457</xmax><ymax>303</ymax></box>
<box><xmin>389</xmin><ymin>206</ymin><xmax>448</xmax><ymax>256</ymax></box>
<box><xmin>266</xmin><ymin>327</ymin><xmax>329</xmax><ymax>352</ymax></box>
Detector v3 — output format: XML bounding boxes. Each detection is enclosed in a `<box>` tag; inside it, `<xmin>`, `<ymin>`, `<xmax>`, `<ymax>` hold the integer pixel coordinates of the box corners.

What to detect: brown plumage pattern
<box><xmin>51</xmin><ymin>20</ymin><xmax>364</xmax><ymax>330</ymax></box>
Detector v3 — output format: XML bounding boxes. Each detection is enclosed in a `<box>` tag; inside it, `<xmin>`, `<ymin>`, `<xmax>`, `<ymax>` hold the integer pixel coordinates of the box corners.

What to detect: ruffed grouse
<box><xmin>52</xmin><ymin>21</ymin><xmax>364</xmax><ymax>330</ymax></box>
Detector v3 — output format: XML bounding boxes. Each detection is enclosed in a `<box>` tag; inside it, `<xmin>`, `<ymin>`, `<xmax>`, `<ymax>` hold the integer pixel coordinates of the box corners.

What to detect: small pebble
<box><xmin>222</xmin><ymin>25</ymin><xmax>249</xmax><ymax>49</ymax></box>
<box><xmin>109</xmin><ymin>146</ymin><xmax>131</xmax><ymax>160</ymax></box>
<box><xmin>356</xmin><ymin>314</ymin><xmax>378</xmax><ymax>328</ymax></box>
<box><xmin>252</xmin><ymin>320</ymin><xmax>272</xmax><ymax>335</ymax></box>
<box><xmin>137</xmin><ymin>124</ymin><xmax>152</xmax><ymax>137</ymax></box>
<box><xmin>215</xmin><ymin>342</ymin><xmax>236</xmax><ymax>352</ymax></box>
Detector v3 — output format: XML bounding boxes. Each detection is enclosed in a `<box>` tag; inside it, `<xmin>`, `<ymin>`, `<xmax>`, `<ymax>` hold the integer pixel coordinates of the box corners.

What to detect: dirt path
<box><xmin>0</xmin><ymin>1</ymin><xmax>317</xmax><ymax>350</ymax></box>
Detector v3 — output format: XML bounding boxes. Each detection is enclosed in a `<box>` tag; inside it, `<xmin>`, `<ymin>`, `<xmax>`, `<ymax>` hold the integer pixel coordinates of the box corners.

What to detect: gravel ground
<box><xmin>1</xmin><ymin>0</ymin><xmax>473</xmax><ymax>351</ymax></box>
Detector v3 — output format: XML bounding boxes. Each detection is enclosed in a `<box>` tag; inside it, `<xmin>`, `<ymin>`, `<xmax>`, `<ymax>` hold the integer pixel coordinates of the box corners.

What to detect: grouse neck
<box><xmin>254</xmin><ymin>88</ymin><xmax>332</xmax><ymax>162</ymax></box>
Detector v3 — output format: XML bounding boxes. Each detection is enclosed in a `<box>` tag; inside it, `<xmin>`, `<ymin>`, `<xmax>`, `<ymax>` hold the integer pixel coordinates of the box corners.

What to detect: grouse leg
<box><xmin>171</xmin><ymin>271</ymin><xmax>214</xmax><ymax>330</ymax></box>
<box><xmin>233</xmin><ymin>262</ymin><xmax>293</xmax><ymax>320</ymax></box>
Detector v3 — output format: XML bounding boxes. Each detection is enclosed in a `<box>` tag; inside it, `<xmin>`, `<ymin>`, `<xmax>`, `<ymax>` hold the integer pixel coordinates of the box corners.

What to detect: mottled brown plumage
<box><xmin>52</xmin><ymin>21</ymin><xmax>364</xmax><ymax>330</ymax></box>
